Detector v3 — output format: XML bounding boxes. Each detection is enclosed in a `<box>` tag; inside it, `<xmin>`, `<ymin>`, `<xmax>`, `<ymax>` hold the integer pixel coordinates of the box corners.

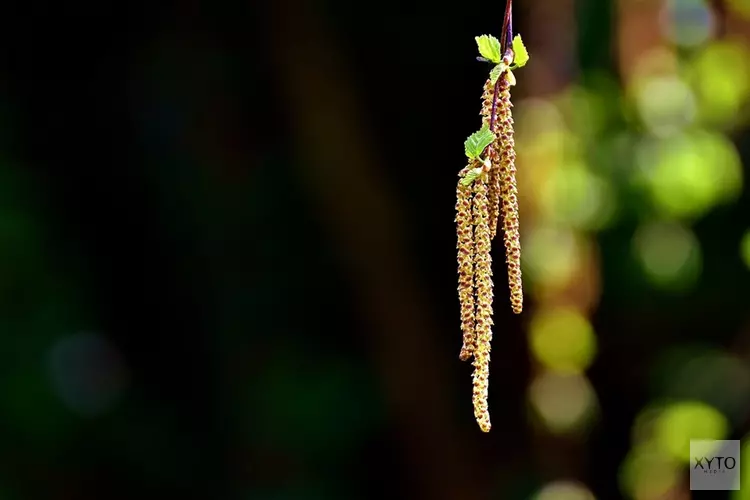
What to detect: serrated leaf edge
<box><xmin>475</xmin><ymin>34</ymin><xmax>502</xmax><ymax>64</ymax></box>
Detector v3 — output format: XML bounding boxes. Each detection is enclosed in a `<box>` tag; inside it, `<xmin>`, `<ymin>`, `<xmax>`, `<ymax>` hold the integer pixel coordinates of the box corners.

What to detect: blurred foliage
<box><xmin>0</xmin><ymin>0</ymin><xmax>748</xmax><ymax>499</ymax></box>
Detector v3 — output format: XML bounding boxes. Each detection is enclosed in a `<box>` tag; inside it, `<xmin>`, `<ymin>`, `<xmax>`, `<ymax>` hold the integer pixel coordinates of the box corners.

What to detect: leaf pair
<box><xmin>475</xmin><ymin>34</ymin><xmax>529</xmax><ymax>67</ymax></box>
<box><xmin>476</xmin><ymin>34</ymin><xmax>529</xmax><ymax>84</ymax></box>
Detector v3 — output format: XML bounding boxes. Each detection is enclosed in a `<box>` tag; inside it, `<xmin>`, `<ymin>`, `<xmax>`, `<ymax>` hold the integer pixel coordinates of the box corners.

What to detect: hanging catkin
<box><xmin>471</xmin><ymin>174</ymin><xmax>493</xmax><ymax>432</ymax></box>
<box><xmin>456</xmin><ymin>164</ymin><xmax>477</xmax><ymax>362</ymax></box>
<box><xmin>495</xmin><ymin>72</ymin><xmax>523</xmax><ymax>315</ymax></box>
<box><xmin>456</xmin><ymin>24</ymin><xmax>529</xmax><ymax>432</ymax></box>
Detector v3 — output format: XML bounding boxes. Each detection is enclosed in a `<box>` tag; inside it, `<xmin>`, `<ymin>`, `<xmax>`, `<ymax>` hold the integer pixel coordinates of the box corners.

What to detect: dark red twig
<box><xmin>499</xmin><ymin>0</ymin><xmax>513</xmax><ymax>54</ymax></box>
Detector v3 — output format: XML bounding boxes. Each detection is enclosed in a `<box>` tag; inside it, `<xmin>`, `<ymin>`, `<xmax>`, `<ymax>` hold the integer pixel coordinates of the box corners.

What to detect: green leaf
<box><xmin>460</xmin><ymin>167</ymin><xmax>484</xmax><ymax>186</ymax></box>
<box><xmin>512</xmin><ymin>34</ymin><xmax>529</xmax><ymax>68</ymax></box>
<box><xmin>475</xmin><ymin>35</ymin><xmax>502</xmax><ymax>64</ymax></box>
<box><xmin>489</xmin><ymin>63</ymin><xmax>507</xmax><ymax>84</ymax></box>
<box><xmin>464</xmin><ymin>125</ymin><xmax>495</xmax><ymax>159</ymax></box>
<box><xmin>506</xmin><ymin>69</ymin><xmax>516</xmax><ymax>86</ymax></box>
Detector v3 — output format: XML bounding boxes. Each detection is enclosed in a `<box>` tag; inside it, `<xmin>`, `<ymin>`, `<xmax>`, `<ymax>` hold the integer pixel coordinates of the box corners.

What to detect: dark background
<box><xmin>0</xmin><ymin>0</ymin><xmax>748</xmax><ymax>499</ymax></box>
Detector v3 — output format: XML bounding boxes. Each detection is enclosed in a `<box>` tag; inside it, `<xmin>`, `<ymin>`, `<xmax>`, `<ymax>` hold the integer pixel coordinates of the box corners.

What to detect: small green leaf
<box><xmin>512</xmin><ymin>34</ymin><xmax>529</xmax><ymax>68</ymax></box>
<box><xmin>460</xmin><ymin>167</ymin><xmax>484</xmax><ymax>186</ymax></box>
<box><xmin>464</xmin><ymin>125</ymin><xmax>496</xmax><ymax>159</ymax></box>
<box><xmin>489</xmin><ymin>63</ymin><xmax>509</xmax><ymax>84</ymax></box>
<box><xmin>505</xmin><ymin>69</ymin><xmax>516</xmax><ymax>86</ymax></box>
<box><xmin>475</xmin><ymin>35</ymin><xmax>502</xmax><ymax>64</ymax></box>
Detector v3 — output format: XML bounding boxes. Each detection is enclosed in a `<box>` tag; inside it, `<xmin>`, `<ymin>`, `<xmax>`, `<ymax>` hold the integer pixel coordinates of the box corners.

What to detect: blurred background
<box><xmin>0</xmin><ymin>0</ymin><xmax>749</xmax><ymax>498</ymax></box>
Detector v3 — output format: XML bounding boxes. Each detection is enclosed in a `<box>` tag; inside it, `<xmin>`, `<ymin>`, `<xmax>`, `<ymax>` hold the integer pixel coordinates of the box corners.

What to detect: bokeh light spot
<box><xmin>689</xmin><ymin>40</ymin><xmax>750</xmax><ymax>126</ymax></box>
<box><xmin>47</xmin><ymin>332</ymin><xmax>128</xmax><ymax>417</ymax></box>
<box><xmin>540</xmin><ymin>161</ymin><xmax>616</xmax><ymax>231</ymax></box>
<box><xmin>654</xmin><ymin>400</ymin><xmax>729</xmax><ymax>461</ymax></box>
<box><xmin>660</xmin><ymin>0</ymin><xmax>716</xmax><ymax>48</ymax></box>
<box><xmin>529</xmin><ymin>371</ymin><xmax>597</xmax><ymax>434</ymax></box>
<box><xmin>529</xmin><ymin>308</ymin><xmax>597</xmax><ymax>374</ymax></box>
<box><xmin>636</xmin><ymin>132</ymin><xmax>743</xmax><ymax>220</ymax></box>
<box><xmin>632</xmin><ymin>220</ymin><xmax>701</xmax><ymax>291</ymax></box>
<box><xmin>620</xmin><ymin>442</ymin><xmax>680</xmax><ymax>500</ymax></box>
<box><xmin>532</xmin><ymin>480</ymin><xmax>596</xmax><ymax>500</ymax></box>
<box><xmin>634</xmin><ymin>76</ymin><xmax>696</xmax><ymax>136</ymax></box>
<box><xmin>740</xmin><ymin>229</ymin><xmax>750</xmax><ymax>270</ymax></box>
<box><xmin>524</xmin><ymin>226</ymin><xmax>579</xmax><ymax>289</ymax></box>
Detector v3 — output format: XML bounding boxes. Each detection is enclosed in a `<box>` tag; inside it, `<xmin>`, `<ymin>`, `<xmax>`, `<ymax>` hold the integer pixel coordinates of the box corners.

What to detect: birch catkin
<box><xmin>456</xmin><ymin>164</ymin><xmax>477</xmax><ymax>362</ymax></box>
<box><xmin>496</xmin><ymin>73</ymin><xmax>523</xmax><ymax>315</ymax></box>
<box><xmin>471</xmin><ymin>174</ymin><xmax>493</xmax><ymax>432</ymax></box>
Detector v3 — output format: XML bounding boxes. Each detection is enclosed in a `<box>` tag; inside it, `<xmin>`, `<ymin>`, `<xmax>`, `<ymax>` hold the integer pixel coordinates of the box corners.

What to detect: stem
<box><xmin>499</xmin><ymin>0</ymin><xmax>513</xmax><ymax>53</ymax></box>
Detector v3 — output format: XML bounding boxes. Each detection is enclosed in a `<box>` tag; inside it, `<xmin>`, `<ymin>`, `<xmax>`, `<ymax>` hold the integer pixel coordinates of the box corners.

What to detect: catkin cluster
<box><xmin>456</xmin><ymin>57</ymin><xmax>522</xmax><ymax>433</ymax></box>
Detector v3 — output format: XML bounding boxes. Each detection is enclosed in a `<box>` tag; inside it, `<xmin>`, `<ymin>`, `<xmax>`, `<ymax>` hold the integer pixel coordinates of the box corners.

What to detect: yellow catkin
<box><xmin>480</xmin><ymin>79</ymin><xmax>501</xmax><ymax>241</ymax></box>
<box><xmin>471</xmin><ymin>174</ymin><xmax>493</xmax><ymax>432</ymax></box>
<box><xmin>459</xmin><ymin>60</ymin><xmax>524</xmax><ymax>430</ymax></box>
<box><xmin>456</xmin><ymin>164</ymin><xmax>477</xmax><ymax>361</ymax></box>
<box><xmin>496</xmin><ymin>73</ymin><xmax>523</xmax><ymax>314</ymax></box>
